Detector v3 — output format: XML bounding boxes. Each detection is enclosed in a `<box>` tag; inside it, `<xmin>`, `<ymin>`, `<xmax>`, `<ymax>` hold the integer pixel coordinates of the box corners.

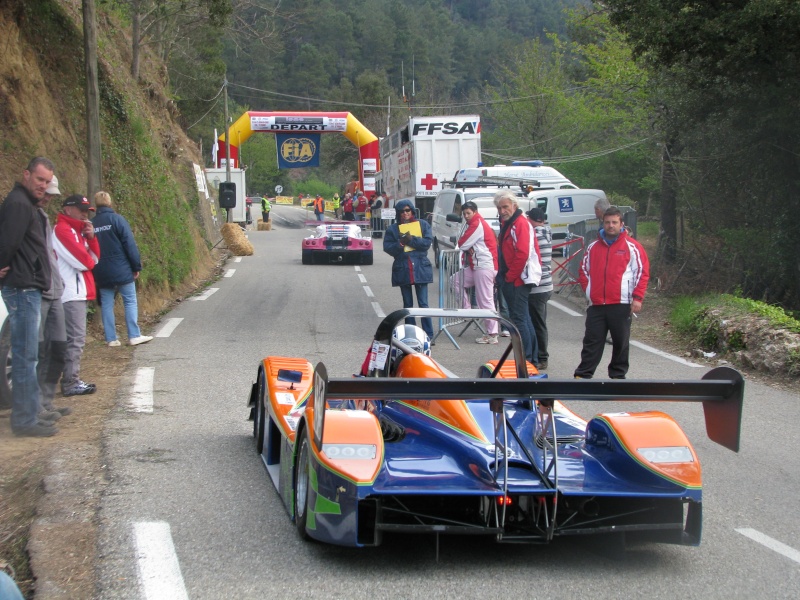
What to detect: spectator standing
<box><xmin>527</xmin><ymin>208</ymin><xmax>552</xmax><ymax>370</ymax></box>
<box><xmin>342</xmin><ymin>193</ymin><xmax>355</xmax><ymax>221</ymax></box>
<box><xmin>331</xmin><ymin>193</ymin><xmax>341</xmax><ymax>219</ymax></box>
<box><xmin>309</xmin><ymin>194</ymin><xmax>325</xmax><ymax>221</ymax></box>
<box><xmin>383</xmin><ymin>199</ymin><xmax>434</xmax><ymax>339</ymax></box>
<box><xmin>355</xmin><ymin>192</ymin><xmax>368</xmax><ymax>222</ymax></box>
<box><xmin>494</xmin><ymin>190</ymin><xmax>540</xmax><ymax>364</ymax></box>
<box><xmin>261</xmin><ymin>196</ymin><xmax>271</xmax><ymax>222</ymax></box>
<box><xmin>574</xmin><ymin>207</ymin><xmax>650</xmax><ymax>379</ymax></box>
<box><xmin>452</xmin><ymin>201</ymin><xmax>499</xmax><ymax>344</ymax></box>
<box><xmin>91</xmin><ymin>191</ymin><xmax>153</xmax><ymax>347</ymax></box>
<box><xmin>594</xmin><ymin>196</ymin><xmax>611</xmax><ymax>220</ymax></box>
<box><xmin>53</xmin><ymin>194</ymin><xmax>99</xmax><ymax>396</ymax></box>
<box><xmin>37</xmin><ymin>175</ymin><xmax>72</xmax><ymax>418</ymax></box>
<box><xmin>0</xmin><ymin>157</ymin><xmax>57</xmax><ymax>437</ymax></box>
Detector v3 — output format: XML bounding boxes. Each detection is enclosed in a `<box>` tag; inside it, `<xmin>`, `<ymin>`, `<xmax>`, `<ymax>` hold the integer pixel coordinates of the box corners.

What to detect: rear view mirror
<box><xmin>277</xmin><ymin>369</ymin><xmax>303</xmax><ymax>390</ymax></box>
<box><xmin>446</xmin><ymin>213</ymin><xmax>462</xmax><ymax>223</ymax></box>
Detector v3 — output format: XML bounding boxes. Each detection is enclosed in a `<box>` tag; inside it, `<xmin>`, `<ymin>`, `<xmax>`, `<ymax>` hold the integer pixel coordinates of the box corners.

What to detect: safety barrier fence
<box><xmin>433</xmin><ymin>248</ymin><xmax>487</xmax><ymax>349</ymax></box>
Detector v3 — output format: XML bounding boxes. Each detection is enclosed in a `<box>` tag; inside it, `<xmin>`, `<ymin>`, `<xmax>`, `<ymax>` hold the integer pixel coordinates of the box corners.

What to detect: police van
<box><xmin>454</xmin><ymin>161</ymin><xmax>577</xmax><ymax>190</ymax></box>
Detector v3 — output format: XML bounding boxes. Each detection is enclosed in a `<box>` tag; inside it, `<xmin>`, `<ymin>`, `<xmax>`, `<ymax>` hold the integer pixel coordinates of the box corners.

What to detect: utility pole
<box><xmin>83</xmin><ymin>0</ymin><xmax>102</xmax><ymax>197</ymax></box>
<box><xmin>224</xmin><ymin>74</ymin><xmax>231</xmax><ymax>223</ymax></box>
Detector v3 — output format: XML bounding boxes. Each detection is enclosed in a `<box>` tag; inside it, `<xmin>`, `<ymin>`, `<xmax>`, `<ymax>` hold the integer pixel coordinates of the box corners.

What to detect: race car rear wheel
<box><xmin>362</xmin><ymin>250</ymin><xmax>373</xmax><ymax>265</ymax></box>
<box><xmin>254</xmin><ymin>368</ymin><xmax>266</xmax><ymax>454</ymax></box>
<box><xmin>294</xmin><ymin>428</ymin><xmax>312</xmax><ymax>540</ymax></box>
<box><xmin>302</xmin><ymin>250</ymin><xmax>312</xmax><ymax>265</ymax></box>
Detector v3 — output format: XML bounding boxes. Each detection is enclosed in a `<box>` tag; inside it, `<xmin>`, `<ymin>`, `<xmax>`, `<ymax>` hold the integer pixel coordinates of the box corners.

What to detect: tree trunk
<box><xmin>82</xmin><ymin>0</ymin><xmax>102</xmax><ymax>197</ymax></box>
<box><xmin>131</xmin><ymin>0</ymin><xmax>141</xmax><ymax>78</ymax></box>
<box><xmin>659</xmin><ymin>137</ymin><xmax>680</xmax><ymax>263</ymax></box>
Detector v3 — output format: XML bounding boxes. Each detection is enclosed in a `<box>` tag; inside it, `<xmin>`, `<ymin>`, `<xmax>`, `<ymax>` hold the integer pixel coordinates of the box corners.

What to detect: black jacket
<box><xmin>0</xmin><ymin>183</ymin><xmax>51</xmax><ymax>290</ymax></box>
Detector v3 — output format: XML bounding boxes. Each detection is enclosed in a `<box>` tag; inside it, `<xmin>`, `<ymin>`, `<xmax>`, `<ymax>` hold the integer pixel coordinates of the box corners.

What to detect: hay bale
<box><xmin>221</xmin><ymin>222</ymin><xmax>254</xmax><ymax>255</ymax></box>
<box><xmin>257</xmin><ymin>219</ymin><xmax>272</xmax><ymax>231</ymax></box>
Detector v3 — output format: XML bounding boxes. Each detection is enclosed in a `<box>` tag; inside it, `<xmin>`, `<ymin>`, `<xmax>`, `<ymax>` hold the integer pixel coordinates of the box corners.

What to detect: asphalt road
<box><xmin>96</xmin><ymin>205</ymin><xmax>800</xmax><ymax>599</ymax></box>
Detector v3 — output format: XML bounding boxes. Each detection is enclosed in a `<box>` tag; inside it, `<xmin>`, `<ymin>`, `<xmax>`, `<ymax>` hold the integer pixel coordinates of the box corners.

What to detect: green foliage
<box><xmin>636</xmin><ymin>221</ymin><xmax>659</xmax><ymax>238</ymax></box>
<box><xmin>295</xmin><ymin>178</ymin><xmax>340</xmax><ymax>200</ymax></box>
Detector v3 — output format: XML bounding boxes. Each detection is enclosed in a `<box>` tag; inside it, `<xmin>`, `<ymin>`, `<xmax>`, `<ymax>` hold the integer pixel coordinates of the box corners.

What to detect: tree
<box><xmin>83</xmin><ymin>0</ymin><xmax>102</xmax><ymax>196</ymax></box>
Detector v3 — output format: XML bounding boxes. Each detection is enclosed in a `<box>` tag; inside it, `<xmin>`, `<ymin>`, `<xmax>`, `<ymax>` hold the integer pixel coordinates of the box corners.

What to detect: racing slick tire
<box><xmin>362</xmin><ymin>250</ymin><xmax>373</xmax><ymax>265</ymax></box>
<box><xmin>302</xmin><ymin>250</ymin><xmax>312</xmax><ymax>265</ymax></box>
<box><xmin>0</xmin><ymin>321</ymin><xmax>11</xmax><ymax>410</ymax></box>
<box><xmin>254</xmin><ymin>368</ymin><xmax>267</xmax><ymax>454</ymax></box>
<box><xmin>294</xmin><ymin>427</ymin><xmax>313</xmax><ymax>541</ymax></box>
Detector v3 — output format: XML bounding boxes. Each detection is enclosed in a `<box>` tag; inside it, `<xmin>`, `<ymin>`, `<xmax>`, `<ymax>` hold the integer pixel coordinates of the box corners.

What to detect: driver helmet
<box><xmin>391</xmin><ymin>324</ymin><xmax>431</xmax><ymax>370</ymax></box>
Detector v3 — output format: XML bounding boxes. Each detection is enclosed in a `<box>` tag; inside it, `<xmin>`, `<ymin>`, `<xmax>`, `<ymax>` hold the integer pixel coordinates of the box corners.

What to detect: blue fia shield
<box><xmin>277</xmin><ymin>134</ymin><xmax>321</xmax><ymax>169</ymax></box>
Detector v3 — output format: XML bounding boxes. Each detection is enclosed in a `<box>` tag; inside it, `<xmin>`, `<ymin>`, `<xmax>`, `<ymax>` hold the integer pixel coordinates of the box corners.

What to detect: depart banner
<box><xmin>276</xmin><ymin>134</ymin><xmax>321</xmax><ymax>169</ymax></box>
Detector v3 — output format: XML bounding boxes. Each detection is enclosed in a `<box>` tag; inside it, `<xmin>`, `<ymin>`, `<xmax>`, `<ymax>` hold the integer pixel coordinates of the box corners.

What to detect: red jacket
<box><xmin>457</xmin><ymin>213</ymin><xmax>498</xmax><ymax>271</ymax></box>
<box><xmin>498</xmin><ymin>210</ymin><xmax>539</xmax><ymax>286</ymax></box>
<box><xmin>53</xmin><ymin>212</ymin><xmax>100</xmax><ymax>302</ymax></box>
<box><xmin>579</xmin><ymin>229</ymin><xmax>649</xmax><ymax>306</ymax></box>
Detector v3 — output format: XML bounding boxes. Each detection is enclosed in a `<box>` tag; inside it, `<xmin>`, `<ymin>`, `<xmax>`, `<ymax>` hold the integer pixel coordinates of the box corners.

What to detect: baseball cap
<box><xmin>527</xmin><ymin>207</ymin><xmax>546</xmax><ymax>222</ymax></box>
<box><xmin>46</xmin><ymin>175</ymin><xmax>61</xmax><ymax>195</ymax></box>
<box><xmin>62</xmin><ymin>194</ymin><xmax>95</xmax><ymax>211</ymax></box>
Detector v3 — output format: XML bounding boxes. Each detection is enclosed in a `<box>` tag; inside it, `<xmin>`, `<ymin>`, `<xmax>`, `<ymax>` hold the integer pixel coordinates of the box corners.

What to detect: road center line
<box><xmin>234</xmin><ymin>257</ymin><xmax>242</xmax><ymax>263</ymax></box>
<box><xmin>155</xmin><ymin>318</ymin><xmax>183</xmax><ymax>338</ymax></box>
<box><xmin>358</xmin><ymin>274</ymin><xmax>367</xmax><ymax>283</ymax></box>
<box><xmin>129</xmin><ymin>368</ymin><xmax>155</xmax><ymax>413</ymax></box>
<box><xmin>736</xmin><ymin>528</ymin><xmax>800</xmax><ymax>565</ymax></box>
<box><xmin>363</xmin><ymin>286</ymin><xmax>374</xmax><ymax>298</ymax></box>
<box><xmin>133</xmin><ymin>521</ymin><xmax>189</xmax><ymax>600</ymax></box>
<box><xmin>224</xmin><ymin>269</ymin><xmax>236</xmax><ymax>278</ymax></box>
<box><xmin>189</xmin><ymin>287</ymin><xmax>218</xmax><ymax>301</ymax></box>
<box><xmin>371</xmin><ymin>302</ymin><xmax>385</xmax><ymax>318</ymax></box>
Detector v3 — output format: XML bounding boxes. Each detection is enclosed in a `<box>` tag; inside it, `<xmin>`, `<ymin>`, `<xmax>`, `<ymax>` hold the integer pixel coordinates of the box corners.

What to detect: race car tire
<box><xmin>254</xmin><ymin>368</ymin><xmax>267</xmax><ymax>454</ymax></box>
<box><xmin>302</xmin><ymin>250</ymin><xmax>312</xmax><ymax>265</ymax></box>
<box><xmin>294</xmin><ymin>427</ymin><xmax>312</xmax><ymax>541</ymax></box>
<box><xmin>433</xmin><ymin>239</ymin><xmax>440</xmax><ymax>269</ymax></box>
<box><xmin>0</xmin><ymin>321</ymin><xmax>11</xmax><ymax>410</ymax></box>
<box><xmin>362</xmin><ymin>251</ymin><xmax>373</xmax><ymax>265</ymax></box>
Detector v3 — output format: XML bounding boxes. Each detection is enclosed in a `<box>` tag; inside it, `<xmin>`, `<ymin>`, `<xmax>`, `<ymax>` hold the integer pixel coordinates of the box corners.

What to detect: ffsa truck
<box><xmin>378</xmin><ymin>115</ymin><xmax>482</xmax><ymax>217</ymax></box>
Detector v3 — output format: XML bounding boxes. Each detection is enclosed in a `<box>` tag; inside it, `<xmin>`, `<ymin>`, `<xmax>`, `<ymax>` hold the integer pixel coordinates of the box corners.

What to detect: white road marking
<box><xmin>234</xmin><ymin>257</ymin><xmax>242</xmax><ymax>263</ymax></box>
<box><xmin>224</xmin><ymin>269</ymin><xmax>236</xmax><ymax>278</ymax></box>
<box><xmin>358</xmin><ymin>274</ymin><xmax>367</xmax><ymax>283</ymax></box>
<box><xmin>354</xmin><ymin>266</ymin><xmax>362</xmax><ymax>273</ymax></box>
<box><xmin>736</xmin><ymin>528</ymin><xmax>800</xmax><ymax>565</ymax></box>
<box><xmin>129</xmin><ymin>368</ymin><xmax>155</xmax><ymax>413</ymax></box>
<box><xmin>155</xmin><ymin>318</ymin><xmax>183</xmax><ymax>338</ymax></box>
<box><xmin>133</xmin><ymin>521</ymin><xmax>189</xmax><ymax>600</ymax></box>
<box><xmin>629</xmin><ymin>340</ymin><xmax>702</xmax><ymax>367</ymax></box>
<box><xmin>189</xmin><ymin>287</ymin><xmax>218</xmax><ymax>301</ymax></box>
<box><xmin>363</xmin><ymin>286</ymin><xmax>374</xmax><ymax>298</ymax></box>
<box><xmin>548</xmin><ymin>299</ymin><xmax>583</xmax><ymax>317</ymax></box>
<box><xmin>372</xmin><ymin>302</ymin><xmax>385</xmax><ymax>318</ymax></box>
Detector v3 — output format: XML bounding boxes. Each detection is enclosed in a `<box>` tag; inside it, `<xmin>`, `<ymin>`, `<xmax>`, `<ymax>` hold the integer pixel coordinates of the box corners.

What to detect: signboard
<box><xmin>363</xmin><ymin>176</ymin><xmax>376</xmax><ymax>192</ymax></box>
<box><xmin>362</xmin><ymin>158</ymin><xmax>377</xmax><ymax>172</ymax></box>
<box><xmin>558</xmin><ymin>196</ymin><xmax>574</xmax><ymax>213</ymax></box>
<box><xmin>276</xmin><ymin>134</ymin><xmax>321</xmax><ymax>168</ymax></box>
<box><xmin>410</xmin><ymin>116</ymin><xmax>481</xmax><ymax>140</ymax></box>
<box><xmin>251</xmin><ymin>115</ymin><xmax>348</xmax><ymax>132</ymax></box>
<box><xmin>275</xmin><ymin>195</ymin><xmax>294</xmax><ymax>205</ymax></box>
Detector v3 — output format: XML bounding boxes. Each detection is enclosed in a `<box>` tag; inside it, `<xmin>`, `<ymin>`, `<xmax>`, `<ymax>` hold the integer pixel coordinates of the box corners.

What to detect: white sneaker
<box><xmin>107</xmin><ymin>340</ymin><xmax>121</xmax><ymax>347</ymax></box>
<box><xmin>476</xmin><ymin>334</ymin><xmax>498</xmax><ymax>345</ymax></box>
<box><xmin>129</xmin><ymin>335</ymin><xmax>153</xmax><ymax>346</ymax></box>
<box><xmin>500</xmin><ymin>330</ymin><xmax>511</xmax><ymax>337</ymax></box>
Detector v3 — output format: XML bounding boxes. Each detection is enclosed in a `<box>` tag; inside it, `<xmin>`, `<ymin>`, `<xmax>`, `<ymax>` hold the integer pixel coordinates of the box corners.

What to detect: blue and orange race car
<box><xmin>247</xmin><ymin>308</ymin><xmax>743</xmax><ymax>548</ymax></box>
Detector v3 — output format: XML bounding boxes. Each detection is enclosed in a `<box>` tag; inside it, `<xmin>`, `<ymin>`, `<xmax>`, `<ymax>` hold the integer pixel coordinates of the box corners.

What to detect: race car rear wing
<box><xmin>312</xmin><ymin>365</ymin><xmax>744</xmax><ymax>452</ymax></box>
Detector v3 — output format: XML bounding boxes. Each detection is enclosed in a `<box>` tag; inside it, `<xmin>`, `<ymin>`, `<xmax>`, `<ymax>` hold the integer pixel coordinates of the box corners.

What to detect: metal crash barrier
<box><xmin>433</xmin><ymin>248</ymin><xmax>488</xmax><ymax>349</ymax></box>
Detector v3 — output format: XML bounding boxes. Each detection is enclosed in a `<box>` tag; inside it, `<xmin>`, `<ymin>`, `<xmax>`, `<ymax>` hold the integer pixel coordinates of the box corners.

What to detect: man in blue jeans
<box><xmin>91</xmin><ymin>191</ymin><xmax>152</xmax><ymax>347</ymax></box>
<box><xmin>0</xmin><ymin>157</ymin><xmax>58</xmax><ymax>437</ymax></box>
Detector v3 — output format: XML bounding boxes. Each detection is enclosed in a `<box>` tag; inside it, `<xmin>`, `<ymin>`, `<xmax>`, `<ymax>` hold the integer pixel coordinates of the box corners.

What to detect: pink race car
<box><xmin>301</xmin><ymin>223</ymin><xmax>373</xmax><ymax>265</ymax></box>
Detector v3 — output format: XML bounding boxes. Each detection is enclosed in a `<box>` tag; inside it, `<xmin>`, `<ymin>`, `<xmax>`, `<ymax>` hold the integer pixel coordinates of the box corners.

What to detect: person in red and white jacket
<box><xmin>53</xmin><ymin>194</ymin><xmax>100</xmax><ymax>396</ymax></box>
<box><xmin>453</xmin><ymin>201</ymin><xmax>500</xmax><ymax>343</ymax></box>
<box><xmin>495</xmin><ymin>190</ymin><xmax>541</xmax><ymax>363</ymax></box>
<box><xmin>574</xmin><ymin>206</ymin><xmax>650</xmax><ymax>379</ymax></box>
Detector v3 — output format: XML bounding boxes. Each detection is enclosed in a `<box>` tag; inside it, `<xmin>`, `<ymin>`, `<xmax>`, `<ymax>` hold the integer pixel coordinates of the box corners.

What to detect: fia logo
<box><xmin>558</xmin><ymin>196</ymin><xmax>574</xmax><ymax>213</ymax></box>
<box><xmin>280</xmin><ymin>137</ymin><xmax>317</xmax><ymax>163</ymax></box>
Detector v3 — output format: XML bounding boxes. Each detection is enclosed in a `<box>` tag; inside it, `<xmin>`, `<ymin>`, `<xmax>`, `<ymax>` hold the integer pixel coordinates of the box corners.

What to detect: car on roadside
<box><xmin>301</xmin><ymin>222</ymin><xmax>373</xmax><ymax>265</ymax></box>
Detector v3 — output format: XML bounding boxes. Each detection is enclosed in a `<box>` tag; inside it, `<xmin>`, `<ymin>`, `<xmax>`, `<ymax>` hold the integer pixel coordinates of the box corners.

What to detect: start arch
<box><xmin>216</xmin><ymin>111</ymin><xmax>379</xmax><ymax>192</ymax></box>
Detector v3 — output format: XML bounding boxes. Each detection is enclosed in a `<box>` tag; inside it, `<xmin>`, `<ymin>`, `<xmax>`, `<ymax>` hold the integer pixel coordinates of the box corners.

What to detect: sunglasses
<box><xmin>401</xmin><ymin>208</ymin><xmax>414</xmax><ymax>213</ymax></box>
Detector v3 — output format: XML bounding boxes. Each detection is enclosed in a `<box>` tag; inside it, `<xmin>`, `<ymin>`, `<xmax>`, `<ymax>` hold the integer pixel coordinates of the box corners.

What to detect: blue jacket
<box><xmin>382</xmin><ymin>199</ymin><xmax>433</xmax><ymax>286</ymax></box>
<box><xmin>91</xmin><ymin>206</ymin><xmax>142</xmax><ymax>287</ymax></box>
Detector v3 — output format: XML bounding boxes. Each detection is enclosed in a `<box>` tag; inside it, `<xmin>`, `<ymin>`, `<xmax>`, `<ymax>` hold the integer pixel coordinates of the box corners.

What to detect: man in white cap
<box><xmin>37</xmin><ymin>175</ymin><xmax>72</xmax><ymax>419</ymax></box>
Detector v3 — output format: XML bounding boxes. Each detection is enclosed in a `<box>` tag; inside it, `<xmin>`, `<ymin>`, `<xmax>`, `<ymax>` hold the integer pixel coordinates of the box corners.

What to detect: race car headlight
<box><xmin>323</xmin><ymin>444</ymin><xmax>377</xmax><ymax>460</ymax></box>
<box><xmin>638</xmin><ymin>446</ymin><xmax>694</xmax><ymax>463</ymax></box>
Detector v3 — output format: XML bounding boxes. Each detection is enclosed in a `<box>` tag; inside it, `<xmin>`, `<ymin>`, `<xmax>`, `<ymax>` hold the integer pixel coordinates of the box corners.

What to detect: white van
<box><xmin>520</xmin><ymin>189</ymin><xmax>607</xmax><ymax>240</ymax></box>
<box><xmin>454</xmin><ymin>162</ymin><xmax>577</xmax><ymax>190</ymax></box>
<box><xmin>430</xmin><ymin>185</ymin><xmax>524</xmax><ymax>265</ymax></box>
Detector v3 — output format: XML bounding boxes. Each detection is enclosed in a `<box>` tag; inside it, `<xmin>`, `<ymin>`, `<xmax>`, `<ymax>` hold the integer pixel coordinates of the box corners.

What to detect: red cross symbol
<box><xmin>420</xmin><ymin>173</ymin><xmax>438</xmax><ymax>190</ymax></box>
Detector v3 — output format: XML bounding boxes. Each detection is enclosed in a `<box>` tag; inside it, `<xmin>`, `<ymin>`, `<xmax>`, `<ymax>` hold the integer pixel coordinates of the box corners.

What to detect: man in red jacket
<box><xmin>574</xmin><ymin>207</ymin><xmax>649</xmax><ymax>379</ymax></box>
<box><xmin>53</xmin><ymin>194</ymin><xmax>100</xmax><ymax>396</ymax></box>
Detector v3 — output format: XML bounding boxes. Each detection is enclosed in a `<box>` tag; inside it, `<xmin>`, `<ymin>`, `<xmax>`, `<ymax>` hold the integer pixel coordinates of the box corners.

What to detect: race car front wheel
<box><xmin>294</xmin><ymin>428</ymin><xmax>312</xmax><ymax>540</ymax></box>
<box><xmin>254</xmin><ymin>368</ymin><xmax>267</xmax><ymax>454</ymax></box>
